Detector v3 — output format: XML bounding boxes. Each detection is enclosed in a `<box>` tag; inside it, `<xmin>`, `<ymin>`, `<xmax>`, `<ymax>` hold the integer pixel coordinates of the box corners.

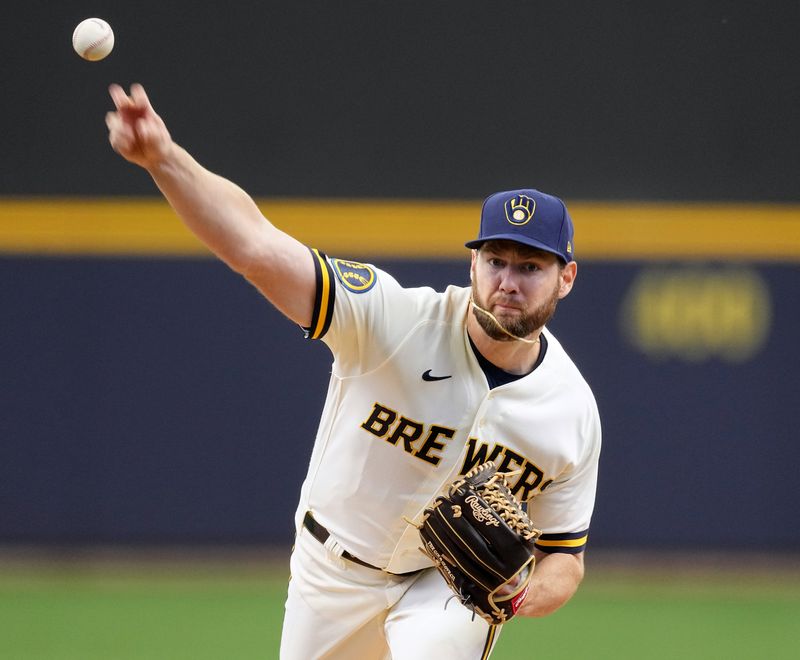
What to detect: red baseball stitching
<box><xmin>74</xmin><ymin>20</ymin><xmax>111</xmax><ymax>59</ymax></box>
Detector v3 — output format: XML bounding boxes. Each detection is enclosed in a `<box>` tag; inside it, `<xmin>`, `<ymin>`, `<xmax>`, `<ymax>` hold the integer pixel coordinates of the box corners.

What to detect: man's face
<box><xmin>470</xmin><ymin>240</ymin><xmax>576</xmax><ymax>341</ymax></box>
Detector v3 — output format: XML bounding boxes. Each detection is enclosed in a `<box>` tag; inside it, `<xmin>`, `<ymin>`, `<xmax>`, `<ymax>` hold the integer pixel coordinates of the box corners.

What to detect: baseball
<box><xmin>72</xmin><ymin>18</ymin><xmax>114</xmax><ymax>61</ymax></box>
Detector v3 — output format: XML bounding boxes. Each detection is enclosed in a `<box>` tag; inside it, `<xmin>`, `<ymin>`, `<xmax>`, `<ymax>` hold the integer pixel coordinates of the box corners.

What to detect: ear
<box><xmin>469</xmin><ymin>249</ymin><xmax>478</xmax><ymax>281</ymax></box>
<box><xmin>558</xmin><ymin>261</ymin><xmax>578</xmax><ymax>299</ymax></box>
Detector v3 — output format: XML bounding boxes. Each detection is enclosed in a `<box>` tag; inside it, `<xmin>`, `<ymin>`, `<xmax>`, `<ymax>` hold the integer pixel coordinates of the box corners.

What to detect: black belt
<box><xmin>302</xmin><ymin>511</ymin><xmax>421</xmax><ymax>576</ymax></box>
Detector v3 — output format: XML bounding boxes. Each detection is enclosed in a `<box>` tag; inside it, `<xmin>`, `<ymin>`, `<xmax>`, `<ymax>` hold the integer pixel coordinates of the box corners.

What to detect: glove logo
<box><xmin>465</xmin><ymin>494</ymin><xmax>500</xmax><ymax>526</ymax></box>
<box><xmin>504</xmin><ymin>194</ymin><xmax>536</xmax><ymax>226</ymax></box>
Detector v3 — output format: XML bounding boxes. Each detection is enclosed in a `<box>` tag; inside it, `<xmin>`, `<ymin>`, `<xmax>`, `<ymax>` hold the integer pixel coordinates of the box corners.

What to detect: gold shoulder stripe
<box><xmin>308</xmin><ymin>248</ymin><xmax>334</xmax><ymax>340</ymax></box>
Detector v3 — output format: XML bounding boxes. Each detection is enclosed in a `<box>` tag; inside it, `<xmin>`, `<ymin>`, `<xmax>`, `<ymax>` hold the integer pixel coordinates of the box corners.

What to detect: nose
<box><xmin>498</xmin><ymin>266</ymin><xmax>519</xmax><ymax>294</ymax></box>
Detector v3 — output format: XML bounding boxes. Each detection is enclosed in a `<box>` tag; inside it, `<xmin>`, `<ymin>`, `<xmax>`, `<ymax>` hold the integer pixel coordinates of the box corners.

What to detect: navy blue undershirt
<box><xmin>468</xmin><ymin>333</ymin><xmax>548</xmax><ymax>389</ymax></box>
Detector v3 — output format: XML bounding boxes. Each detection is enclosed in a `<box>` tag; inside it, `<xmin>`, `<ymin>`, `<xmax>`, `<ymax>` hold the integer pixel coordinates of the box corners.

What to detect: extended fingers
<box><xmin>108</xmin><ymin>83</ymin><xmax>132</xmax><ymax>110</ymax></box>
<box><xmin>106</xmin><ymin>83</ymin><xmax>170</xmax><ymax>165</ymax></box>
<box><xmin>129</xmin><ymin>83</ymin><xmax>154</xmax><ymax>112</ymax></box>
<box><xmin>109</xmin><ymin>82</ymin><xmax>155</xmax><ymax>118</ymax></box>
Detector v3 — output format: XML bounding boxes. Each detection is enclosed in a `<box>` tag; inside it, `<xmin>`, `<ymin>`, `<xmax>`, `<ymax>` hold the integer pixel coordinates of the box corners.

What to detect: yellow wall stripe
<box><xmin>1</xmin><ymin>198</ymin><xmax>799</xmax><ymax>260</ymax></box>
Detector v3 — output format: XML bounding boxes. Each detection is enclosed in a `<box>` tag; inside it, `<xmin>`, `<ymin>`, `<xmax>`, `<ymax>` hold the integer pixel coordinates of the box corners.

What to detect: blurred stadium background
<box><xmin>1</xmin><ymin>1</ymin><xmax>798</xmax><ymax>658</ymax></box>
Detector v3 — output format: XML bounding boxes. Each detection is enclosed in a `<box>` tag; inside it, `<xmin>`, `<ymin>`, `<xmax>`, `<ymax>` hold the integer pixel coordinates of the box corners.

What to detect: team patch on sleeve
<box><xmin>534</xmin><ymin>530</ymin><xmax>589</xmax><ymax>554</ymax></box>
<box><xmin>304</xmin><ymin>248</ymin><xmax>336</xmax><ymax>340</ymax></box>
<box><xmin>331</xmin><ymin>258</ymin><xmax>377</xmax><ymax>293</ymax></box>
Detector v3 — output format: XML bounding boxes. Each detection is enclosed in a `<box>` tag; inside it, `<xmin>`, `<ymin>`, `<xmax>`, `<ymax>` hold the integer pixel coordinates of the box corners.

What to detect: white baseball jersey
<box><xmin>295</xmin><ymin>250</ymin><xmax>601</xmax><ymax>575</ymax></box>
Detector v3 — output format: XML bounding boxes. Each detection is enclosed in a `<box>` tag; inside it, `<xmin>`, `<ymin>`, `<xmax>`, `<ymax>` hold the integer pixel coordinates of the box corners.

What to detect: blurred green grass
<box><xmin>1</xmin><ymin>556</ymin><xmax>798</xmax><ymax>659</ymax></box>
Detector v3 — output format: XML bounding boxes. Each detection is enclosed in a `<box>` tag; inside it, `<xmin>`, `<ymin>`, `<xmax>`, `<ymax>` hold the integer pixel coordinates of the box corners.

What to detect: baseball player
<box><xmin>106</xmin><ymin>83</ymin><xmax>601</xmax><ymax>660</ymax></box>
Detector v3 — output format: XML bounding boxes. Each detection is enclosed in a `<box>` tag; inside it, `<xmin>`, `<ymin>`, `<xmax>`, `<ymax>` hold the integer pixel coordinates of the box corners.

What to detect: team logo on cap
<box><xmin>504</xmin><ymin>194</ymin><xmax>536</xmax><ymax>226</ymax></box>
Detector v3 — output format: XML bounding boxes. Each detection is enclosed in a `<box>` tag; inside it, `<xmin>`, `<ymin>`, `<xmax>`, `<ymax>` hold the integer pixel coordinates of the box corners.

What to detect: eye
<box><xmin>520</xmin><ymin>263</ymin><xmax>539</xmax><ymax>273</ymax></box>
<box><xmin>488</xmin><ymin>257</ymin><xmax>505</xmax><ymax>268</ymax></box>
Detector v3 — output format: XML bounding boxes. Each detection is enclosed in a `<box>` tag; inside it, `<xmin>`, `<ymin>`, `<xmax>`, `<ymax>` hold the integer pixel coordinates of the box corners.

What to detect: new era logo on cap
<box><xmin>465</xmin><ymin>188</ymin><xmax>575</xmax><ymax>263</ymax></box>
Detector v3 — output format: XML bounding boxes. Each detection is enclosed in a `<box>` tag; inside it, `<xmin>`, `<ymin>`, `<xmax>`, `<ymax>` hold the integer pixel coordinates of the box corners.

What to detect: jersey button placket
<box><xmin>477</xmin><ymin>394</ymin><xmax>493</xmax><ymax>430</ymax></box>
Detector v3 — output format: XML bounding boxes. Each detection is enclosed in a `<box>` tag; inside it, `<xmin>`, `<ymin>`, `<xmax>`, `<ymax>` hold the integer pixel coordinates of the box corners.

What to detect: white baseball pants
<box><xmin>280</xmin><ymin>526</ymin><xmax>501</xmax><ymax>659</ymax></box>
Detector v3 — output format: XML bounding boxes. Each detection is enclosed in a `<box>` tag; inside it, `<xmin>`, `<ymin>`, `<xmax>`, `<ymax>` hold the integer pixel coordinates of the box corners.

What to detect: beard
<box><xmin>470</xmin><ymin>279</ymin><xmax>561</xmax><ymax>342</ymax></box>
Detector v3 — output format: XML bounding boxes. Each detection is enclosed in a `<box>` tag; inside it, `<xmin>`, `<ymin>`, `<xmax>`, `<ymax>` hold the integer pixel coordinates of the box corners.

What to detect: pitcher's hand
<box><xmin>106</xmin><ymin>83</ymin><xmax>173</xmax><ymax>169</ymax></box>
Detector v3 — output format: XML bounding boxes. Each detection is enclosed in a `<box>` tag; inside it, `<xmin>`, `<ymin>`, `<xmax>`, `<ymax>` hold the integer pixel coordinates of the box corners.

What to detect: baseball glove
<box><xmin>415</xmin><ymin>461</ymin><xmax>541</xmax><ymax>625</ymax></box>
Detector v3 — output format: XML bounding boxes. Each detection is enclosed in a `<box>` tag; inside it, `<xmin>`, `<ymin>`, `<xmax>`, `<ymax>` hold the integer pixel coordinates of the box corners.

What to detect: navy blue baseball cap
<box><xmin>465</xmin><ymin>189</ymin><xmax>574</xmax><ymax>263</ymax></box>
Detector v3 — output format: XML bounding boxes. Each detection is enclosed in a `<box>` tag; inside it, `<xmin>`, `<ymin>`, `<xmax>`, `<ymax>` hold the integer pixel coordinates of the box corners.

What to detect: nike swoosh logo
<box><xmin>422</xmin><ymin>369</ymin><xmax>452</xmax><ymax>382</ymax></box>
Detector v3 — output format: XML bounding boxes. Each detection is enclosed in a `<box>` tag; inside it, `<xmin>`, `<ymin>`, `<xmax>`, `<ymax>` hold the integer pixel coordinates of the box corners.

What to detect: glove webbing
<box><xmin>451</xmin><ymin>464</ymin><xmax>540</xmax><ymax>540</ymax></box>
<box><xmin>477</xmin><ymin>474</ymin><xmax>540</xmax><ymax>540</ymax></box>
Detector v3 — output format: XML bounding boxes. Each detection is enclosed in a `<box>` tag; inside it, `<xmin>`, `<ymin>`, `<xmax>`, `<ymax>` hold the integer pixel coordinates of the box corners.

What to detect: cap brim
<box><xmin>464</xmin><ymin>233</ymin><xmax>571</xmax><ymax>262</ymax></box>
